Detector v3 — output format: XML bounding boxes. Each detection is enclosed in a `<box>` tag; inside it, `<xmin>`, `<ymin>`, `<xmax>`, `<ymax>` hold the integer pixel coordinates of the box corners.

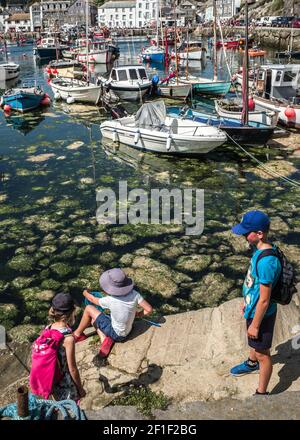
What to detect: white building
<box><xmin>29</xmin><ymin>1</ymin><xmax>72</xmax><ymax>31</ymax></box>
<box><xmin>98</xmin><ymin>1</ymin><xmax>136</xmax><ymax>29</ymax></box>
<box><xmin>98</xmin><ymin>0</ymin><xmax>159</xmax><ymax>29</ymax></box>
<box><xmin>205</xmin><ymin>0</ymin><xmax>241</xmax><ymax>21</ymax></box>
<box><xmin>0</xmin><ymin>10</ymin><xmax>10</xmax><ymax>32</ymax></box>
<box><xmin>4</xmin><ymin>12</ymin><xmax>31</xmax><ymax>32</ymax></box>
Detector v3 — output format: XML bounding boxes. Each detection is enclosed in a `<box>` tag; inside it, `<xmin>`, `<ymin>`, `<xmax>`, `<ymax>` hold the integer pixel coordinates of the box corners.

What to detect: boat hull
<box><xmin>254</xmin><ymin>96</ymin><xmax>300</xmax><ymax>129</ymax></box>
<box><xmin>167</xmin><ymin>107</ymin><xmax>274</xmax><ymax>146</ymax></box>
<box><xmin>50</xmin><ymin>81</ymin><xmax>102</xmax><ymax>104</ymax></box>
<box><xmin>77</xmin><ymin>50</ymin><xmax>112</xmax><ymax>64</ymax></box>
<box><xmin>36</xmin><ymin>47</ymin><xmax>67</xmax><ymax>60</ymax></box>
<box><xmin>0</xmin><ymin>64</ymin><xmax>20</xmax><ymax>81</ymax></box>
<box><xmin>109</xmin><ymin>84</ymin><xmax>150</xmax><ymax>101</ymax></box>
<box><xmin>100</xmin><ymin>123</ymin><xmax>225</xmax><ymax>155</ymax></box>
<box><xmin>159</xmin><ymin>83</ymin><xmax>191</xmax><ymax>99</ymax></box>
<box><xmin>141</xmin><ymin>52</ymin><xmax>165</xmax><ymax>63</ymax></box>
<box><xmin>1</xmin><ymin>92</ymin><xmax>44</xmax><ymax>112</ymax></box>
<box><xmin>193</xmin><ymin>81</ymin><xmax>231</xmax><ymax>96</ymax></box>
<box><xmin>178</xmin><ymin>50</ymin><xmax>204</xmax><ymax>61</ymax></box>
<box><xmin>215</xmin><ymin>100</ymin><xmax>279</xmax><ymax>126</ymax></box>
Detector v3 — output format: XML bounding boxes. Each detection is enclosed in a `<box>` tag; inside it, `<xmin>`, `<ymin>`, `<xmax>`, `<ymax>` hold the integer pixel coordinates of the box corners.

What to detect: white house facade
<box><xmin>98</xmin><ymin>0</ymin><xmax>160</xmax><ymax>29</ymax></box>
<box><xmin>98</xmin><ymin>1</ymin><xmax>137</xmax><ymax>29</ymax></box>
<box><xmin>205</xmin><ymin>0</ymin><xmax>241</xmax><ymax>21</ymax></box>
<box><xmin>4</xmin><ymin>13</ymin><xmax>31</xmax><ymax>32</ymax></box>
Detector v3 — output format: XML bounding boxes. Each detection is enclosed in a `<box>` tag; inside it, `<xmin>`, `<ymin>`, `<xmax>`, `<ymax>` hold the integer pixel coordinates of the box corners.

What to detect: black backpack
<box><xmin>256</xmin><ymin>247</ymin><xmax>297</xmax><ymax>305</ymax></box>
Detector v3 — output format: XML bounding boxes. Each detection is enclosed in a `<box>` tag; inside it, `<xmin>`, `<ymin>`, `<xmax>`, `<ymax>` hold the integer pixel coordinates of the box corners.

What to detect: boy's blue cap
<box><xmin>232</xmin><ymin>210</ymin><xmax>270</xmax><ymax>235</ymax></box>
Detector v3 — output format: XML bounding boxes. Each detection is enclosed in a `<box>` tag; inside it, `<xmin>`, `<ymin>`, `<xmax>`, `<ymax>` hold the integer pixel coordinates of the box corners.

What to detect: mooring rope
<box><xmin>226</xmin><ymin>133</ymin><xmax>300</xmax><ymax>188</ymax></box>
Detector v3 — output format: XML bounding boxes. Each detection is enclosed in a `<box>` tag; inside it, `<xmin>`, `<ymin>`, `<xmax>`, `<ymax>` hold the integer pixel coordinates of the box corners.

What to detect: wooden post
<box><xmin>17</xmin><ymin>386</ymin><xmax>29</xmax><ymax>418</ymax></box>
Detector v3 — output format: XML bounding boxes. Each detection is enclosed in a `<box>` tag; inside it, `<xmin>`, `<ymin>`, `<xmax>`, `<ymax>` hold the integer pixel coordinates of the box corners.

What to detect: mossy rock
<box><xmin>73</xmin><ymin>265</ymin><xmax>104</xmax><ymax>290</ymax></box>
<box><xmin>99</xmin><ymin>251</ymin><xmax>118</xmax><ymax>265</ymax></box>
<box><xmin>7</xmin><ymin>254</ymin><xmax>35</xmax><ymax>273</ymax></box>
<box><xmin>40</xmin><ymin>245</ymin><xmax>57</xmax><ymax>255</ymax></box>
<box><xmin>161</xmin><ymin>245</ymin><xmax>185</xmax><ymax>260</ymax></box>
<box><xmin>221</xmin><ymin>255</ymin><xmax>249</xmax><ymax>276</ymax></box>
<box><xmin>77</xmin><ymin>245</ymin><xmax>93</xmax><ymax>258</ymax></box>
<box><xmin>40</xmin><ymin>279</ymin><xmax>62</xmax><ymax>290</ymax></box>
<box><xmin>11</xmin><ymin>277</ymin><xmax>34</xmax><ymax>290</ymax></box>
<box><xmin>0</xmin><ymin>280</ymin><xmax>10</xmax><ymax>291</ymax></box>
<box><xmin>134</xmin><ymin>248</ymin><xmax>153</xmax><ymax>257</ymax></box>
<box><xmin>73</xmin><ymin>235</ymin><xmax>94</xmax><ymax>245</ymax></box>
<box><xmin>111</xmin><ymin>233</ymin><xmax>135</xmax><ymax>247</ymax></box>
<box><xmin>190</xmin><ymin>273</ymin><xmax>235</xmax><ymax>308</ymax></box>
<box><xmin>119</xmin><ymin>253</ymin><xmax>134</xmax><ymax>266</ymax></box>
<box><xmin>0</xmin><ymin>303</ymin><xmax>19</xmax><ymax>329</ymax></box>
<box><xmin>95</xmin><ymin>232</ymin><xmax>110</xmax><ymax>245</ymax></box>
<box><xmin>36</xmin><ymin>290</ymin><xmax>55</xmax><ymax>301</ymax></box>
<box><xmin>50</xmin><ymin>262</ymin><xmax>73</xmax><ymax>278</ymax></box>
<box><xmin>8</xmin><ymin>324</ymin><xmax>43</xmax><ymax>343</ymax></box>
<box><xmin>58</xmin><ymin>246</ymin><xmax>78</xmax><ymax>259</ymax></box>
<box><xmin>176</xmin><ymin>255</ymin><xmax>212</xmax><ymax>273</ymax></box>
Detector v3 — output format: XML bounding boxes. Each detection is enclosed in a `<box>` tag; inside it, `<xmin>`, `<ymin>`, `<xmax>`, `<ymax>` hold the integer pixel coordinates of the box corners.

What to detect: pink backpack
<box><xmin>29</xmin><ymin>327</ymin><xmax>67</xmax><ymax>399</ymax></box>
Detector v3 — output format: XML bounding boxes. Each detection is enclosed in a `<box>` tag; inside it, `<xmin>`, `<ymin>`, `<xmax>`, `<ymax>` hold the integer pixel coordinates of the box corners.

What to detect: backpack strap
<box><xmin>255</xmin><ymin>248</ymin><xmax>279</xmax><ymax>280</ymax></box>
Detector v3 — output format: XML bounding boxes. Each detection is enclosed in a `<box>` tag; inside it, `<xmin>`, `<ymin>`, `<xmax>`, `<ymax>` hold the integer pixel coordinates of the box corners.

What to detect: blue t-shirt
<box><xmin>242</xmin><ymin>246</ymin><xmax>281</xmax><ymax>319</ymax></box>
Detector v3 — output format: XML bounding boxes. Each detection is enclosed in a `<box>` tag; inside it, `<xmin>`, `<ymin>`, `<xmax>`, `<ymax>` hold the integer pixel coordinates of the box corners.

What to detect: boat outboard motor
<box><xmin>110</xmin><ymin>105</ymin><xmax>128</xmax><ymax>119</ymax></box>
<box><xmin>149</xmin><ymin>74</ymin><xmax>160</xmax><ymax>96</ymax></box>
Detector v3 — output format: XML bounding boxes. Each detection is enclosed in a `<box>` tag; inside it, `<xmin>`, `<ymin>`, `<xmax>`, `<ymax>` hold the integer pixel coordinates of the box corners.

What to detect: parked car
<box><xmin>291</xmin><ymin>17</ymin><xmax>300</xmax><ymax>28</ymax></box>
<box><xmin>256</xmin><ymin>16</ymin><xmax>279</xmax><ymax>26</ymax></box>
<box><xmin>272</xmin><ymin>16</ymin><xmax>294</xmax><ymax>27</ymax></box>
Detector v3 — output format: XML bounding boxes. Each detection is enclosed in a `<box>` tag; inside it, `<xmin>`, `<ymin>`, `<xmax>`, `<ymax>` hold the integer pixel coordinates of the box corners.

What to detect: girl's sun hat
<box><xmin>99</xmin><ymin>268</ymin><xmax>134</xmax><ymax>296</ymax></box>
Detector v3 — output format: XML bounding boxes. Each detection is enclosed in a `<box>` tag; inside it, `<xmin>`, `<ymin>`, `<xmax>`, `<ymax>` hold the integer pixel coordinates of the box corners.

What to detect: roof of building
<box><xmin>7</xmin><ymin>13</ymin><xmax>30</xmax><ymax>21</ymax></box>
<box><xmin>99</xmin><ymin>1</ymin><xmax>136</xmax><ymax>9</ymax></box>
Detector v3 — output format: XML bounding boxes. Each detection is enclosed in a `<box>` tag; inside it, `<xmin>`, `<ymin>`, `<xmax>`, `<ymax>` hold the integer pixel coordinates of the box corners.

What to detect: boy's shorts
<box><xmin>246</xmin><ymin>311</ymin><xmax>277</xmax><ymax>351</ymax></box>
<box><xmin>94</xmin><ymin>313</ymin><xmax>126</xmax><ymax>342</ymax></box>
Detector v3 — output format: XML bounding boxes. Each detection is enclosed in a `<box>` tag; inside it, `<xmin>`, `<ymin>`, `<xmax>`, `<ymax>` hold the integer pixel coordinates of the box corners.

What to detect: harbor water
<box><xmin>0</xmin><ymin>41</ymin><xmax>299</xmax><ymax>339</ymax></box>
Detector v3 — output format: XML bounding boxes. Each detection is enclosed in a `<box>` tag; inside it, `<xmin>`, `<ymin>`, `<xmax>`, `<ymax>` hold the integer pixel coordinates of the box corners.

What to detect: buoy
<box><xmin>54</xmin><ymin>91</ymin><xmax>61</xmax><ymax>100</ymax></box>
<box><xmin>52</xmin><ymin>68</ymin><xmax>58</xmax><ymax>75</ymax></box>
<box><xmin>112</xmin><ymin>129</ymin><xmax>118</xmax><ymax>142</ymax></box>
<box><xmin>134</xmin><ymin>129</ymin><xmax>140</xmax><ymax>144</ymax></box>
<box><xmin>44</xmin><ymin>93</ymin><xmax>50</xmax><ymax>98</ymax></box>
<box><xmin>248</xmin><ymin>96</ymin><xmax>255</xmax><ymax>111</ymax></box>
<box><xmin>166</xmin><ymin>135</ymin><xmax>172</xmax><ymax>151</ymax></box>
<box><xmin>46</xmin><ymin>67</ymin><xmax>51</xmax><ymax>74</ymax></box>
<box><xmin>66</xmin><ymin>96</ymin><xmax>75</xmax><ymax>104</ymax></box>
<box><xmin>285</xmin><ymin>106</ymin><xmax>296</xmax><ymax>119</ymax></box>
<box><xmin>3</xmin><ymin>104</ymin><xmax>11</xmax><ymax>112</ymax></box>
<box><xmin>41</xmin><ymin>96</ymin><xmax>51</xmax><ymax>106</ymax></box>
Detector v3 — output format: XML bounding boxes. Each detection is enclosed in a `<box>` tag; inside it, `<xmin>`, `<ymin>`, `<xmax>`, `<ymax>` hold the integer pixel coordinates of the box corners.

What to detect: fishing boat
<box><xmin>216</xmin><ymin>39</ymin><xmax>240</xmax><ymax>49</ymax></box>
<box><xmin>97</xmin><ymin>65</ymin><xmax>152</xmax><ymax>101</ymax></box>
<box><xmin>253</xmin><ymin>64</ymin><xmax>300</xmax><ymax>129</ymax></box>
<box><xmin>45</xmin><ymin>60</ymin><xmax>86</xmax><ymax>79</ymax></box>
<box><xmin>76</xmin><ymin>40</ymin><xmax>114</xmax><ymax>64</ymax></box>
<box><xmin>100</xmin><ymin>101</ymin><xmax>227</xmax><ymax>155</ymax></box>
<box><xmin>140</xmin><ymin>45</ymin><xmax>165</xmax><ymax>63</ymax></box>
<box><xmin>35</xmin><ymin>37</ymin><xmax>69</xmax><ymax>60</ymax></box>
<box><xmin>172</xmin><ymin>41</ymin><xmax>206</xmax><ymax>62</ymax></box>
<box><xmin>158</xmin><ymin>71</ymin><xmax>192</xmax><ymax>99</ymax></box>
<box><xmin>0</xmin><ymin>63</ymin><xmax>20</xmax><ymax>81</ymax></box>
<box><xmin>167</xmin><ymin>106</ymin><xmax>275</xmax><ymax>146</ymax></box>
<box><xmin>0</xmin><ymin>86</ymin><xmax>47</xmax><ymax>112</ymax></box>
<box><xmin>50</xmin><ymin>77</ymin><xmax>104</xmax><ymax>104</ymax></box>
<box><xmin>242</xmin><ymin>47</ymin><xmax>266</xmax><ymax>58</ymax></box>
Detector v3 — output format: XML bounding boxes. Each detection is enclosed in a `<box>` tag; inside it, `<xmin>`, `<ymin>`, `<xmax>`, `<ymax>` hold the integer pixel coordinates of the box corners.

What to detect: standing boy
<box><xmin>230</xmin><ymin>210</ymin><xmax>282</xmax><ymax>395</ymax></box>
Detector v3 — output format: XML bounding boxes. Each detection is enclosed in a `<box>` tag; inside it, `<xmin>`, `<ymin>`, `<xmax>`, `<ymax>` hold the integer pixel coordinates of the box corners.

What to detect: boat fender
<box><xmin>285</xmin><ymin>106</ymin><xmax>296</xmax><ymax>120</ymax></box>
<box><xmin>112</xmin><ymin>129</ymin><xmax>118</xmax><ymax>142</ymax></box>
<box><xmin>134</xmin><ymin>130</ymin><xmax>140</xmax><ymax>144</ymax></box>
<box><xmin>54</xmin><ymin>92</ymin><xmax>61</xmax><ymax>100</ymax></box>
<box><xmin>3</xmin><ymin>104</ymin><xmax>11</xmax><ymax>112</ymax></box>
<box><xmin>66</xmin><ymin>96</ymin><xmax>75</xmax><ymax>104</ymax></box>
<box><xmin>152</xmin><ymin>74</ymin><xmax>159</xmax><ymax>86</ymax></box>
<box><xmin>41</xmin><ymin>96</ymin><xmax>51</xmax><ymax>106</ymax></box>
<box><xmin>248</xmin><ymin>97</ymin><xmax>255</xmax><ymax>111</ymax></box>
<box><xmin>166</xmin><ymin>135</ymin><xmax>172</xmax><ymax>151</ymax></box>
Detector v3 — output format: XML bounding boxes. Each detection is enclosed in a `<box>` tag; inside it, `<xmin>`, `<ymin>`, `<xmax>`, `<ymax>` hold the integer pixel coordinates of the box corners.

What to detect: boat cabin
<box><xmin>255</xmin><ymin>64</ymin><xmax>300</xmax><ymax>103</ymax></box>
<box><xmin>38</xmin><ymin>37</ymin><xmax>57</xmax><ymax>48</ymax></box>
<box><xmin>109</xmin><ymin>66</ymin><xmax>149</xmax><ymax>83</ymax></box>
<box><xmin>178</xmin><ymin>41</ymin><xmax>202</xmax><ymax>52</ymax></box>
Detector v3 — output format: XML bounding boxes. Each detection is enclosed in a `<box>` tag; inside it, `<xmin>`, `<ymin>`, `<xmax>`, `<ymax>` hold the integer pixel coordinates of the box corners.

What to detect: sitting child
<box><xmin>73</xmin><ymin>268</ymin><xmax>153</xmax><ymax>357</ymax></box>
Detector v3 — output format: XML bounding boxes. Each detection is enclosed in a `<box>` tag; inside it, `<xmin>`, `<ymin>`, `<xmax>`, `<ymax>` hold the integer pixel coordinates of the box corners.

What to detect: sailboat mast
<box><xmin>244</xmin><ymin>0</ymin><xmax>249</xmax><ymax>125</ymax></box>
<box><xmin>213</xmin><ymin>0</ymin><xmax>217</xmax><ymax>82</ymax></box>
<box><xmin>86</xmin><ymin>0</ymin><xmax>90</xmax><ymax>84</ymax></box>
<box><xmin>174</xmin><ymin>2</ymin><xmax>178</xmax><ymax>84</ymax></box>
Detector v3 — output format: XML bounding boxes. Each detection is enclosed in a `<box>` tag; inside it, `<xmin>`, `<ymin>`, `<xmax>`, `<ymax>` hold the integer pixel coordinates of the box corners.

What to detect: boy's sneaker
<box><xmin>254</xmin><ymin>389</ymin><xmax>269</xmax><ymax>396</ymax></box>
<box><xmin>230</xmin><ymin>359</ymin><xmax>259</xmax><ymax>376</ymax></box>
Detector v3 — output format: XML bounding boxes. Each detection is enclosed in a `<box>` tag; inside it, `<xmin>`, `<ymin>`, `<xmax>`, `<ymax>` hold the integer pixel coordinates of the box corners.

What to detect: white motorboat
<box><xmin>215</xmin><ymin>99</ymin><xmax>279</xmax><ymax>126</ymax></box>
<box><xmin>253</xmin><ymin>64</ymin><xmax>300</xmax><ymax>129</ymax></box>
<box><xmin>0</xmin><ymin>63</ymin><xmax>20</xmax><ymax>82</ymax></box>
<box><xmin>100</xmin><ymin>100</ymin><xmax>227</xmax><ymax>155</ymax></box>
<box><xmin>98</xmin><ymin>65</ymin><xmax>151</xmax><ymax>101</ymax></box>
<box><xmin>50</xmin><ymin>77</ymin><xmax>103</xmax><ymax>104</ymax></box>
<box><xmin>173</xmin><ymin>41</ymin><xmax>206</xmax><ymax>61</ymax></box>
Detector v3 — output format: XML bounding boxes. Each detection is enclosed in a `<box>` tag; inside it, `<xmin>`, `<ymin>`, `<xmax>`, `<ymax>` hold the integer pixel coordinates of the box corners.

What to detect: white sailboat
<box><xmin>49</xmin><ymin>0</ymin><xmax>103</xmax><ymax>105</ymax></box>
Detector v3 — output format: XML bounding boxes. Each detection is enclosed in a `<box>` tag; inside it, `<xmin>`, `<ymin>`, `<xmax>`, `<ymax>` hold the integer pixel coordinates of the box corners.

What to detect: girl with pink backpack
<box><xmin>30</xmin><ymin>293</ymin><xmax>86</xmax><ymax>402</ymax></box>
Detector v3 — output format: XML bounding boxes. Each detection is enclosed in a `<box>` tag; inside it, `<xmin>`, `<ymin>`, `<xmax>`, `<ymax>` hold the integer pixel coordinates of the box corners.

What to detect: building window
<box><xmin>146</xmin><ymin>3</ymin><xmax>149</xmax><ymax>9</ymax></box>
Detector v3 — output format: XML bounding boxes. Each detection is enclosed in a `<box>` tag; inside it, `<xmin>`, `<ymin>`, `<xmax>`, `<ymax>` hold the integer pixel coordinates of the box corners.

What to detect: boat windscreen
<box><xmin>135</xmin><ymin>100</ymin><xmax>166</xmax><ymax>128</ymax></box>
